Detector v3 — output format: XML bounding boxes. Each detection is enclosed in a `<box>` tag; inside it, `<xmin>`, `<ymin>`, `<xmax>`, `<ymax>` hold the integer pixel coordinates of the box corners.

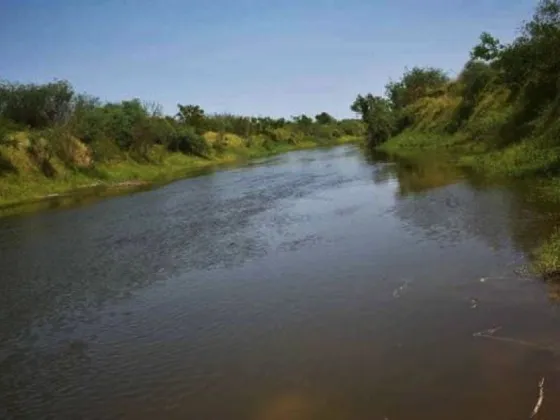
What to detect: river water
<box><xmin>1</xmin><ymin>145</ymin><xmax>560</xmax><ymax>419</ymax></box>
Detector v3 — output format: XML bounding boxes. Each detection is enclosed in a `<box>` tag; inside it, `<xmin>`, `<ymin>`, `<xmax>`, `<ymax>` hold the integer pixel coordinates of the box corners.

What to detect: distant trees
<box><xmin>0</xmin><ymin>78</ymin><xmax>364</xmax><ymax>175</ymax></box>
<box><xmin>315</xmin><ymin>112</ymin><xmax>336</xmax><ymax>125</ymax></box>
<box><xmin>176</xmin><ymin>104</ymin><xmax>205</xmax><ymax>132</ymax></box>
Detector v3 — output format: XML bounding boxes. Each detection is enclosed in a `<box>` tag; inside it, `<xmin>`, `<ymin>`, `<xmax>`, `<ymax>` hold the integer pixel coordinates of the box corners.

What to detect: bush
<box><xmin>69</xmin><ymin>94</ymin><xmax>105</xmax><ymax>144</ymax></box>
<box><xmin>41</xmin><ymin>127</ymin><xmax>91</xmax><ymax>167</ymax></box>
<box><xmin>0</xmin><ymin>80</ymin><xmax>74</xmax><ymax>129</ymax></box>
<box><xmin>168</xmin><ymin>126</ymin><xmax>210</xmax><ymax>157</ymax></box>
<box><xmin>90</xmin><ymin>136</ymin><xmax>124</xmax><ymax>163</ymax></box>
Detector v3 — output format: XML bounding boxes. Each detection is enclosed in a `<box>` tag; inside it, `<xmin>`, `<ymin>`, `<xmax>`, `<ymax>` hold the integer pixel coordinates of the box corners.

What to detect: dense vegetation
<box><xmin>352</xmin><ymin>0</ymin><xmax>560</xmax><ymax>166</ymax></box>
<box><xmin>351</xmin><ymin>0</ymin><xmax>560</xmax><ymax>275</ymax></box>
<box><xmin>0</xmin><ymin>80</ymin><xmax>363</xmax><ymax>206</ymax></box>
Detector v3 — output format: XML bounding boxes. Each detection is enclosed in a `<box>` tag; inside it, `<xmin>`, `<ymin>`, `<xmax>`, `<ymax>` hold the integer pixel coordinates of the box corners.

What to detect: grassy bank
<box><xmin>378</xmin><ymin>130</ymin><xmax>560</xmax><ymax>278</ymax></box>
<box><xmin>0</xmin><ymin>78</ymin><xmax>364</xmax><ymax>211</ymax></box>
<box><xmin>0</xmin><ymin>133</ymin><xmax>360</xmax><ymax>210</ymax></box>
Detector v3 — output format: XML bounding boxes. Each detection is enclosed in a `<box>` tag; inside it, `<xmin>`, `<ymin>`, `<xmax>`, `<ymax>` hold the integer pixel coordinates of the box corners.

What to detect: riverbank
<box><xmin>377</xmin><ymin>131</ymin><xmax>560</xmax><ymax>278</ymax></box>
<box><xmin>346</xmin><ymin>1</ymin><xmax>560</xmax><ymax>277</ymax></box>
<box><xmin>6</xmin><ymin>144</ymin><xmax>558</xmax><ymax>419</ymax></box>
<box><xmin>0</xmin><ymin>135</ymin><xmax>360</xmax><ymax>213</ymax></box>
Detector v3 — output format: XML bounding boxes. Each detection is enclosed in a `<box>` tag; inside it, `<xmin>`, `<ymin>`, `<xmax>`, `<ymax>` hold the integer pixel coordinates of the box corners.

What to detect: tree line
<box><xmin>351</xmin><ymin>0</ymin><xmax>560</xmax><ymax>169</ymax></box>
<box><xmin>0</xmin><ymin>79</ymin><xmax>364</xmax><ymax>175</ymax></box>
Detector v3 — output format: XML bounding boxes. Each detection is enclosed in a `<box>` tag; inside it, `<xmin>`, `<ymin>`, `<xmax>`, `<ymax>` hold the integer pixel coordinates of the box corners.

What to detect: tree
<box><xmin>315</xmin><ymin>112</ymin><xmax>336</xmax><ymax>125</ymax></box>
<box><xmin>176</xmin><ymin>104</ymin><xmax>206</xmax><ymax>132</ymax></box>
<box><xmin>385</xmin><ymin>67</ymin><xmax>449</xmax><ymax>110</ymax></box>
<box><xmin>292</xmin><ymin>114</ymin><xmax>314</xmax><ymax>134</ymax></box>
<box><xmin>0</xmin><ymin>80</ymin><xmax>74</xmax><ymax>129</ymax></box>
<box><xmin>470</xmin><ymin>32</ymin><xmax>504</xmax><ymax>62</ymax></box>
<box><xmin>292</xmin><ymin>114</ymin><xmax>313</xmax><ymax>126</ymax></box>
<box><xmin>351</xmin><ymin>94</ymin><xmax>394</xmax><ymax>146</ymax></box>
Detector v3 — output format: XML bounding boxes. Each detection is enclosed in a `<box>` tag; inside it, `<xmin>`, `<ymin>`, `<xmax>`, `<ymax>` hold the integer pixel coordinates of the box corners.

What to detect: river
<box><xmin>1</xmin><ymin>145</ymin><xmax>560</xmax><ymax>419</ymax></box>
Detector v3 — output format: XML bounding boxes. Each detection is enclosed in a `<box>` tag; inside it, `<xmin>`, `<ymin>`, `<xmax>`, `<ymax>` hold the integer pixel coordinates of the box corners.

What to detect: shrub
<box><xmin>0</xmin><ymin>80</ymin><xmax>74</xmax><ymax>129</ymax></box>
<box><xmin>168</xmin><ymin>126</ymin><xmax>210</xmax><ymax>157</ymax></box>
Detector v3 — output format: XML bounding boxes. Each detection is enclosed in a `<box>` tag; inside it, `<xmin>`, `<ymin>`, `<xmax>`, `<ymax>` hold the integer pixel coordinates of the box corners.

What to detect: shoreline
<box><xmin>376</xmin><ymin>134</ymin><xmax>560</xmax><ymax>278</ymax></box>
<box><xmin>0</xmin><ymin>138</ymin><xmax>360</xmax><ymax>217</ymax></box>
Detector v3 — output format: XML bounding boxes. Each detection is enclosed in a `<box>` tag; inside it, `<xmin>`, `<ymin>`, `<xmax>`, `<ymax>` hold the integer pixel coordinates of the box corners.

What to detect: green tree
<box><xmin>470</xmin><ymin>32</ymin><xmax>504</xmax><ymax>62</ymax></box>
<box><xmin>385</xmin><ymin>67</ymin><xmax>449</xmax><ymax>110</ymax></box>
<box><xmin>315</xmin><ymin>112</ymin><xmax>336</xmax><ymax>125</ymax></box>
<box><xmin>0</xmin><ymin>80</ymin><xmax>74</xmax><ymax>129</ymax></box>
<box><xmin>292</xmin><ymin>114</ymin><xmax>314</xmax><ymax>134</ymax></box>
<box><xmin>351</xmin><ymin>94</ymin><xmax>394</xmax><ymax>146</ymax></box>
<box><xmin>176</xmin><ymin>104</ymin><xmax>206</xmax><ymax>132</ymax></box>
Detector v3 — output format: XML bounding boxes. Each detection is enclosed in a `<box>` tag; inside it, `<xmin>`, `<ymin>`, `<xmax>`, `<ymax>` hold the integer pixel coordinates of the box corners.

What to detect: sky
<box><xmin>0</xmin><ymin>0</ymin><xmax>537</xmax><ymax>119</ymax></box>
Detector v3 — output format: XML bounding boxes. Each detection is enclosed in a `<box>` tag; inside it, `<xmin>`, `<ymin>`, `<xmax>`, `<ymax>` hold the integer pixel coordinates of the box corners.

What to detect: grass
<box><xmin>458</xmin><ymin>141</ymin><xmax>560</xmax><ymax>178</ymax></box>
<box><xmin>533</xmin><ymin>229</ymin><xmax>560</xmax><ymax>279</ymax></box>
<box><xmin>378</xmin><ymin>131</ymin><xmax>489</xmax><ymax>161</ymax></box>
<box><xmin>380</xmin><ymin>132</ymin><xmax>461</xmax><ymax>151</ymax></box>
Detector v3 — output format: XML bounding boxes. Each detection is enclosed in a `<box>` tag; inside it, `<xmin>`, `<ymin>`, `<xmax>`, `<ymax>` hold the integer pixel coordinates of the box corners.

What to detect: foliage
<box><xmin>176</xmin><ymin>104</ymin><xmax>205</xmax><ymax>132</ymax></box>
<box><xmin>353</xmin><ymin>0</ymin><xmax>560</xmax><ymax>161</ymax></box>
<box><xmin>315</xmin><ymin>112</ymin><xmax>336</xmax><ymax>125</ymax></box>
<box><xmin>448</xmin><ymin>61</ymin><xmax>497</xmax><ymax>131</ymax></box>
<box><xmin>384</xmin><ymin>67</ymin><xmax>450</xmax><ymax>111</ymax></box>
<box><xmin>338</xmin><ymin>118</ymin><xmax>366</xmax><ymax>137</ymax></box>
<box><xmin>0</xmin><ymin>80</ymin><xmax>74</xmax><ymax>129</ymax></box>
<box><xmin>351</xmin><ymin>94</ymin><xmax>394</xmax><ymax>146</ymax></box>
<box><xmin>470</xmin><ymin>32</ymin><xmax>504</xmax><ymax>62</ymax></box>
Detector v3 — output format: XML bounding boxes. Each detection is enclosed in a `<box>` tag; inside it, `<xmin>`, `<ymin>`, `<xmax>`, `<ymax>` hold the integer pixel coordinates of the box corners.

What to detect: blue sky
<box><xmin>0</xmin><ymin>0</ymin><xmax>536</xmax><ymax>118</ymax></box>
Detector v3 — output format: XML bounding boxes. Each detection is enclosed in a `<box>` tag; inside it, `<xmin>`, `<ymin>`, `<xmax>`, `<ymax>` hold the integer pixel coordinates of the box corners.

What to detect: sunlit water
<box><xmin>1</xmin><ymin>145</ymin><xmax>560</xmax><ymax>419</ymax></box>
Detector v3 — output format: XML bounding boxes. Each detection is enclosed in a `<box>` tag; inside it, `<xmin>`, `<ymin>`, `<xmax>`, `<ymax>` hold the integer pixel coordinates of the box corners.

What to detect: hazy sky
<box><xmin>0</xmin><ymin>0</ymin><xmax>536</xmax><ymax>118</ymax></box>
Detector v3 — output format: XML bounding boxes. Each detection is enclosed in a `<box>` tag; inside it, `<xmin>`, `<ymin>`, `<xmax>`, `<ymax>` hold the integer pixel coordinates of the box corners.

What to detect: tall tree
<box><xmin>176</xmin><ymin>104</ymin><xmax>206</xmax><ymax>131</ymax></box>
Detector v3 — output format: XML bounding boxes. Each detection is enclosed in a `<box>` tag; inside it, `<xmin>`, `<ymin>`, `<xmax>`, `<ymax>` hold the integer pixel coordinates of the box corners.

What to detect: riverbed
<box><xmin>1</xmin><ymin>145</ymin><xmax>559</xmax><ymax>419</ymax></box>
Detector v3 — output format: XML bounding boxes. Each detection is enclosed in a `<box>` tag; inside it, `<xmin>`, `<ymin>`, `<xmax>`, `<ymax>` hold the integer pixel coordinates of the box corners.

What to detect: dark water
<box><xmin>2</xmin><ymin>146</ymin><xmax>560</xmax><ymax>420</ymax></box>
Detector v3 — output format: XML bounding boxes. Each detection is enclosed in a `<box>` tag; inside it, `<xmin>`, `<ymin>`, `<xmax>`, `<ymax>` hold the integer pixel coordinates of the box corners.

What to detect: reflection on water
<box><xmin>1</xmin><ymin>145</ymin><xmax>560</xmax><ymax>419</ymax></box>
<box><xmin>373</xmin><ymin>151</ymin><xmax>560</xmax><ymax>299</ymax></box>
<box><xmin>369</xmin><ymin>152</ymin><xmax>464</xmax><ymax>196</ymax></box>
<box><xmin>0</xmin><ymin>166</ymin><xmax>220</xmax><ymax>219</ymax></box>
<box><xmin>0</xmin><ymin>184</ymin><xmax>152</xmax><ymax>218</ymax></box>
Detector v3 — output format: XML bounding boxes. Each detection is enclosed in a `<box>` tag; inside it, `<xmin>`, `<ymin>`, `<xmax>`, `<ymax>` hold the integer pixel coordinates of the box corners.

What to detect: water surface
<box><xmin>1</xmin><ymin>145</ymin><xmax>560</xmax><ymax>419</ymax></box>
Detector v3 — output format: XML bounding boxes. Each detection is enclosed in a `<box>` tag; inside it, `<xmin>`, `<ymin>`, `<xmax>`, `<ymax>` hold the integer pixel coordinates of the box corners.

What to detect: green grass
<box><xmin>380</xmin><ymin>132</ymin><xmax>456</xmax><ymax>151</ymax></box>
<box><xmin>457</xmin><ymin>140</ymin><xmax>560</xmax><ymax>178</ymax></box>
<box><xmin>378</xmin><ymin>131</ymin><xmax>489</xmax><ymax>163</ymax></box>
<box><xmin>533</xmin><ymin>229</ymin><xmax>560</xmax><ymax>278</ymax></box>
<box><xmin>0</xmin><ymin>153</ymin><xmax>215</xmax><ymax>207</ymax></box>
